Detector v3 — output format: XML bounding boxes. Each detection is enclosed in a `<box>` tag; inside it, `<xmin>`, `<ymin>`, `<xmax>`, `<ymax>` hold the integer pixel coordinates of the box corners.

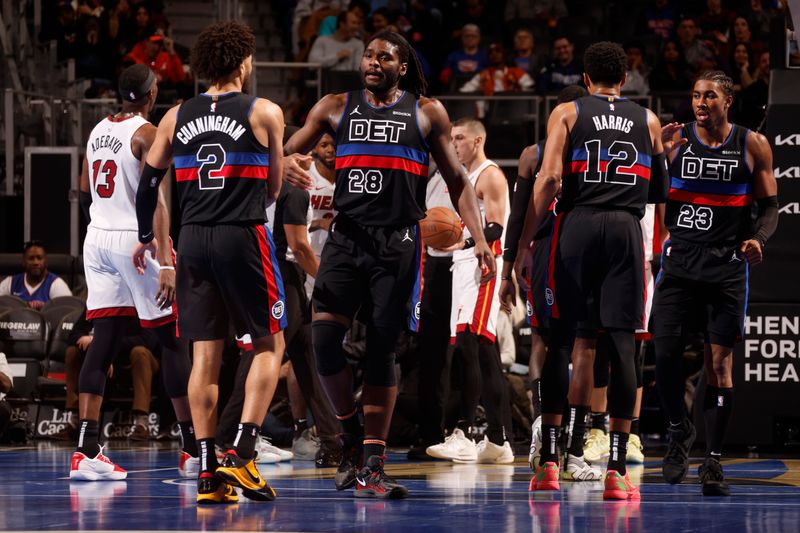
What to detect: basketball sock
<box><xmin>363</xmin><ymin>438</ymin><xmax>386</xmax><ymax>462</ymax></box>
<box><xmin>654</xmin><ymin>336</ymin><xmax>687</xmax><ymax>425</ymax></box>
<box><xmin>77</xmin><ymin>419</ymin><xmax>101</xmax><ymax>457</ymax></box>
<box><xmin>232</xmin><ymin>423</ymin><xmax>259</xmax><ymax>460</ymax></box>
<box><xmin>336</xmin><ymin>408</ymin><xmax>363</xmax><ymax>438</ymax></box>
<box><xmin>591</xmin><ymin>412</ymin><xmax>608</xmax><ymax>433</ymax></box>
<box><xmin>198</xmin><ymin>438</ymin><xmax>219</xmax><ymax>474</ymax></box>
<box><xmin>566</xmin><ymin>405</ymin><xmax>590</xmax><ymax>457</ymax></box>
<box><xmin>177</xmin><ymin>421</ymin><xmax>198</xmax><ymax>457</ymax></box>
<box><xmin>630</xmin><ymin>418</ymin><xmax>640</xmax><ymax>437</ymax></box>
<box><xmin>540</xmin><ymin>424</ymin><xmax>560</xmax><ymax>465</ymax></box>
<box><xmin>607</xmin><ymin>431</ymin><xmax>629</xmax><ymax>475</ymax></box>
<box><xmin>703</xmin><ymin>386</ymin><xmax>733</xmax><ymax>457</ymax></box>
<box><xmin>293</xmin><ymin>418</ymin><xmax>308</xmax><ymax>440</ymax></box>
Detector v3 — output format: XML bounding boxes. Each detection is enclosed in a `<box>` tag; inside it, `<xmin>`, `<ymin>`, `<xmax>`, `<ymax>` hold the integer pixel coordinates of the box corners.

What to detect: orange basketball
<box><xmin>420</xmin><ymin>207</ymin><xmax>462</xmax><ymax>249</ymax></box>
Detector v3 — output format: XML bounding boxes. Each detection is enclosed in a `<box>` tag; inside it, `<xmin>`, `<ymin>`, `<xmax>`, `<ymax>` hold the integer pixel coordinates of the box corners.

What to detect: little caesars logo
<box><xmin>37</xmin><ymin>408</ymin><xmax>74</xmax><ymax>437</ymax></box>
<box><xmin>103</xmin><ymin>412</ymin><xmax>159</xmax><ymax>439</ymax></box>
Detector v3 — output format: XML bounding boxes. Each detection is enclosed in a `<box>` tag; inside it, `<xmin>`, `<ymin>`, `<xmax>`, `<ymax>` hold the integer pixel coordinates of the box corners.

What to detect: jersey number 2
<box><xmin>91</xmin><ymin>159</ymin><xmax>117</xmax><ymax>198</ymax></box>
<box><xmin>197</xmin><ymin>144</ymin><xmax>226</xmax><ymax>190</ymax></box>
<box><xmin>583</xmin><ymin>140</ymin><xmax>639</xmax><ymax>185</ymax></box>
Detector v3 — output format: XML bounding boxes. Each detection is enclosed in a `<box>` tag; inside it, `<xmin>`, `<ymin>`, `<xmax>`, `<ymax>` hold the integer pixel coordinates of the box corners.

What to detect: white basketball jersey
<box><xmin>425</xmin><ymin>170</ymin><xmax>456</xmax><ymax>258</ymax></box>
<box><xmin>308</xmin><ymin>162</ymin><xmax>336</xmax><ymax>258</ymax></box>
<box><xmin>85</xmin><ymin>115</ymin><xmax>150</xmax><ymax>231</ymax></box>
<box><xmin>641</xmin><ymin>203</ymin><xmax>655</xmax><ymax>262</ymax></box>
<box><xmin>453</xmin><ymin>159</ymin><xmax>509</xmax><ymax>262</ymax></box>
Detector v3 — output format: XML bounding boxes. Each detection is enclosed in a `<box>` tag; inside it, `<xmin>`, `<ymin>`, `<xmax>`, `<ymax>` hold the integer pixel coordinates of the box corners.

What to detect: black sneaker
<box><xmin>354</xmin><ymin>455</ymin><xmax>408</xmax><ymax>499</ymax></box>
<box><xmin>406</xmin><ymin>443</ymin><xmax>438</xmax><ymax>461</ymax></box>
<box><xmin>699</xmin><ymin>456</ymin><xmax>730</xmax><ymax>496</ymax></box>
<box><xmin>662</xmin><ymin>419</ymin><xmax>696</xmax><ymax>484</ymax></box>
<box><xmin>315</xmin><ymin>438</ymin><xmax>343</xmax><ymax>468</ymax></box>
<box><xmin>334</xmin><ymin>434</ymin><xmax>362</xmax><ymax>490</ymax></box>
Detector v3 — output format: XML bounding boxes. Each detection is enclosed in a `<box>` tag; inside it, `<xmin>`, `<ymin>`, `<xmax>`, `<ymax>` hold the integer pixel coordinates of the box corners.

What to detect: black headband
<box><xmin>120</xmin><ymin>68</ymin><xmax>156</xmax><ymax>102</ymax></box>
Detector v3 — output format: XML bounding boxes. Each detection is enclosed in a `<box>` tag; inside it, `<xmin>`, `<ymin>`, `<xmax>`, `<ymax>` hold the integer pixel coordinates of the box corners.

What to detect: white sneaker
<box><xmin>583</xmin><ymin>428</ymin><xmax>610</xmax><ymax>464</ymax></box>
<box><xmin>626</xmin><ymin>434</ymin><xmax>644</xmax><ymax>464</ymax></box>
<box><xmin>178</xmin><ymin>450</ymin><xmax>199</xmax><ymax>478</ymax></box>
<box><xmin>69</xmin><ymin>446</ymin><xmax>127</xmax><ymax>481</ymax></box>
<box><xmin>528</xmin><ymin>416</ymin><xmax>542</xmax><ymax>470</ymax></box>
<box><xmin>256</xmin><ymin>436</ymin><xmax>292</xmax><ymax>463</ymax></box>
<box><xmin>473</xmin><ymin>436</ymin><xmax>514</xmax><ymax>464</ymax></box>
<box><xmin>291</xmin><ymin>429</ymin><xmax>320</xmax><ymax>461</ymax></box>
<box><xmin>561</xmin><ymin>453</ymin><xmax>603</xmax><ymax>481</ymax></box>
<box><xmin>425</xmin><ymin>428</ymin><xmax>477</xmax><ymax>462</ymax></box>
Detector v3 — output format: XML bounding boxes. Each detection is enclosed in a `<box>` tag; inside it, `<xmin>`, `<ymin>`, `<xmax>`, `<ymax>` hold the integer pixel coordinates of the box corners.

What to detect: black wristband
<box><xmin>135</xmin><ymin>163</ymin><xmax>168</xmax><ymax>243</ymax></box>
<box><xmin>463</xmin><ymin>237</ymin><xmax>475</xmax><ymax>249</ymax></box>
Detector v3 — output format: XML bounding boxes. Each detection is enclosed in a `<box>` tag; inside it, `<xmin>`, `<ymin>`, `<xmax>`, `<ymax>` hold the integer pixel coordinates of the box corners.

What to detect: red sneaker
<box><xmin>70</xmin><ymin>447</ymin><xmax>127</xmax><ymax>481</ymax></box>
<box><xmin>603</xmin><ymin>470</ymin><xmax>641</xmax><ymax>501</ymax></box>
<box><xmin>528</xmin><ymin>461</ymin><xmax>560</xmax><ymax>491</ymax></box>
<box><xmin>179</xmin><ymin>450</ymin><xmax>199</xmax><ymax>478</ymax></box>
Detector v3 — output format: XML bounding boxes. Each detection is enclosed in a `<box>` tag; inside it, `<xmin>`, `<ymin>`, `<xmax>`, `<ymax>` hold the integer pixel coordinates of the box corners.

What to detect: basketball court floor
<box><xmin>1</xmin><ymin>442</ymin><xmax>799</xmax><ymax>531</ymax></box>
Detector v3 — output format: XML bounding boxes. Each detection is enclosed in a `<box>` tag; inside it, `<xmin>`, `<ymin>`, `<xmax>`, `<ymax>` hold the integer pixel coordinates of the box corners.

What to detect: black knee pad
<box><xmin>594</xmin><ymin>334</ymin><xmax>611</xmax><ymax>388</ymax></box>
<box><xmin>312</xmin><ymin>320</ymin><xmax>349</xmax><ymax>376</ymax></box>
<box><xmin>153</xmin><ymin>323</ymin><xmax>190</xmax><ymax>399</ymax></box>
<box><xmin>78</xmin><ymin>317</ymin><xmax>128</xmax><ymax>396</ymax></box>
<box><xmin>363</xmin><ymin>325</ymin><xmax>401</xmax><ymax>387</ymax></box>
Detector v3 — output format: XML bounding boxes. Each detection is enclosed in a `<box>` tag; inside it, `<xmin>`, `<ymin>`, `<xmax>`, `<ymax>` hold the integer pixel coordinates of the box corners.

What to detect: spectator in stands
<box><xmin>504</xmin><ymin>0</ymin><xmax>567</xmax><ymax>29</ymax></box>
<box><xmin>746</xmin><ymin>0</ymin><xmax>774</xmax><ymax>40</ymax></box>
<box><xmin>440</xmin><ymin>24</ymin><xmax>487</xmax><ymax>90</ymax></box>
<box><xmin>47</xmin><ymin>2</ymin><xmax>78</xmax><ymax>61</ymax></box>
<box><xmin>448</xmin><ymin>0</ymin><xmax>503</xmax><ymax>44</ymax></box>
<box><xmin>99</xmin><ymin>0</ymin><xmax>133</xmax><ymax>63</ymax></box>
<box><xmin>292</xmin><ymin>0</ymin><xmax>348</xmax><ymax>58</ymax></box>
<box><xmin>536</xmin><ymin>35</ymin><xmax>582</xmax><ymax>94</ymax></box>
<box><xmin>58</xmin><ymin>309</ymin><xmax>162</xmax><ymax>441</ymax></box>
<box><xmin>0</xmin><ymin>352</ymin><xmax>11</xmax><ymax>441</ymax></box>
<box><xmin>511</xmin><ymin>28</ymin><xmax>538</xmax><ymax>78</ymax></box>
<box><xmin>460</xmin><ymin>42</ymin><xmax>534</xmax><ymax>95</ymax></box>
<box><xmin>0</xmin><ymin>241</ymin><xmax>72</xmax><ymax>309</ymax></box>
<box><xmin>370</xmin><ymin>7</ymin><xmax>397</xmax><ymax>35</ymax></box>
<box><xmin>641</xmin><ymin>0</ymin><xmax>677</xmax><ymax>39</ymax></box>
<box><xmin>649</xmin><ymin>39</ymin><xmax>693</xmax><ymax>92</ymax></box>
<box><xmin>698</xmin><ymin>0</ymin><xmax>736</xmax><ymax>44</ymax></box>
<box><xmin>730</xmin><ymin>15</ymin><xmax>766</xmax><ymax>57</ymax></box>
<box><xmin>126</xmin><ymin>3</ymin><xmax>155</xmax><ymax>50</ymax></box>
<box><xmin>735</xmin><ymin>50</ymin><xmax>770</xmax><ymax>130</ymax></box>
<box><xmin>676</xmin><ymin>16</ymin><xmax>717</xmax><ymax>75</ymax></box>
<box><xmin>318</xmin><ymin>0</ymin><xmax>368</xmax><ymax>39</ymax></box>
<box><xmin>622</xmin><ymin>41</ymin><xmax>650</xmax><ymax>95</ymax></box>
<box><xmin>308</xmin><ymin>10</ymin><xmax>365</xmax><ymax>71</ymax></box>
<box><xmin>124</xmin><ymin>33</ymin><xmax>185</xmax><ymax>85</ymax></box>
<box><xmin>730</xmin><ymin>42</ymin><xmax>756</xmax><ymax>91</ymax></box>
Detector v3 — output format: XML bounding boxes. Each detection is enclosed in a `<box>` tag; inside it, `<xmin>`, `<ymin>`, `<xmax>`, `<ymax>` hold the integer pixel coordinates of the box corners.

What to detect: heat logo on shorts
<box><xmin>271</xmin><ymin>300</ymin><xmax>285</xmax><ymax>320</ymax></box>
<box><xmin>545</xmin><ymin>288</ymin><xmax>554</xmax><ymax>307</ymax></box>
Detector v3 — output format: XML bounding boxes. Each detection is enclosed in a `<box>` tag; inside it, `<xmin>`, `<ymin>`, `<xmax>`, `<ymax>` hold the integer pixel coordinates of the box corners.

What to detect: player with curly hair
<box><xmin>133</xmin><ymin>20</ymin><xmax>286</xmax><ymax>505</ymax></box>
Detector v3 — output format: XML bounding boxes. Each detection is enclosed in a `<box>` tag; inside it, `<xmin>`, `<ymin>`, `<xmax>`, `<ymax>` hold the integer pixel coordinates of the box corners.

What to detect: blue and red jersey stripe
<box><xmin>407</xmin><ymin>224</ymin><xmax>424</xmax><ymax>333</ymax></box>
<box><xmin>569</xmin><ymin>148</ymin><xmax>651</xmax><ymax>180</ymax></box>
<box><xmin>174</xmin><ymin>151</ymin><xmax>269</xmax><ymax>182</ymax></box>
<box><xmin>335</xmin><ymin>143</ymin><xmax>429</xmax><ymax>177</ymax></box>
<box><xmin>669</xmin><ymin>176</ymin><xmax>752</xmax><ymax>206</ymax></box>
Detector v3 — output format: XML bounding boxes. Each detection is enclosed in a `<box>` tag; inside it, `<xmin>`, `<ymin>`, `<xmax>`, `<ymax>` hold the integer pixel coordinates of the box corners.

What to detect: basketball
<box><xmin>420</xmin><ymin>207</ymin><xmax>462</xmax><ymax>249</ymax></box>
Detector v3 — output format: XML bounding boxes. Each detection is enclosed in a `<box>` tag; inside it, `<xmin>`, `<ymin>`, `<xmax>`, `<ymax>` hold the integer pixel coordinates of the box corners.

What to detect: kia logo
<box><xmin>779</xmin><ymin>202</ymin><xmax>800</xmax><ymax>215</ymax></box>
<box><xmin>774</xmin><ymin>167</ymin><xmax>800</xmax><ymax>179</ymax></box>
<box><xmin>775</xmin><ymin>134</ymin><xmax>800</xmax><ymax>146</ymax></box>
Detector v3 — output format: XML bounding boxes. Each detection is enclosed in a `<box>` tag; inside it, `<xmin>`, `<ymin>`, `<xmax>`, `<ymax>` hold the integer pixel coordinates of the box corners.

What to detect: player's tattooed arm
<box><xmin>421</xmin><ymin>96</ymin><xmax>496</xmax><ymax>282</ymax></box>
<box><xmin>741</xmin><ymin>131</ymin><xmax>778</xmax><ymax>265</ymax></box>
<box><xmin>283</xmin><ymin>93</ymin><xmax>346</xmax><ymax>190</ymax></box>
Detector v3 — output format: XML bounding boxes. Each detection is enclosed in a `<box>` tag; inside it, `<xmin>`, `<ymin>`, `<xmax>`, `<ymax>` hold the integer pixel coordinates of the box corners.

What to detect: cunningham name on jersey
<box><xmin>175</xmin><ymin>115</ymin><xmax>247</xmax><ymax>145</ymax></box>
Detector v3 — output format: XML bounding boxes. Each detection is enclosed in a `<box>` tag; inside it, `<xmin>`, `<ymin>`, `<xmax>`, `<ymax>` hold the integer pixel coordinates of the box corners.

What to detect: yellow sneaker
<box><xmin>583</xmin><ymin>429</ymin><xmax>610</xmax><ymax>464</ymax></box>
<box><xmin>196</xmin><ymin>473</ymin><xmax>239</xmax><ymax>505</ymax></box>
<box><xmin>626</xmin><ymin>434</ymin><xmax>645</xmax><ymax>464</ymax></box>
<box><xmin>215</xmin><ymin>451</ymin><xmax>277</xmax><ymax>501</ymax></box>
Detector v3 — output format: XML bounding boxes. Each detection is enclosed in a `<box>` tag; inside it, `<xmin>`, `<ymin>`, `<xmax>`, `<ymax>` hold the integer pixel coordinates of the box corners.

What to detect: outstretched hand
<box><xmin>284</xmin><ymin>153</ymin><xmax>314</xmax><ymax>190</ymax></box>
<box><xmin>661</xmin><ymin>122</ymin><xmax>687</xmax><ymax>154</ymax></box>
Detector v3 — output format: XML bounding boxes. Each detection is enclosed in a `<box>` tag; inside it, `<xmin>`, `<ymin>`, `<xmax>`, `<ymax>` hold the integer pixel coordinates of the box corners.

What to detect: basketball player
<box><xmin>133</xmin><ymin>21</ymin><xmax>286</xmax><ymax>504</ymax></box>
<box><xmin>282</xmin><ymin>30</ymin><xmax>494</xmax><ymax>498</ymax></box>
<box><xmin>70</xmin><ymin>64</ymin><xmax>196</xmax><ymax>482</ymax></box>
<box><xmin>426</xmin><ymin>118</ymin><xmax>513</xmax><ymax>463</ymax></box>
<box><xmin>653</xmin><ymin>71</ymin><xmax>778</xmax><ymax>496</ymax></box>
<box><xmin>306</xmin><ymin>133</ymin><xmax>337</xmax><ymax>296</ymax></box>
<box><xmin>519</xmin><ymin>42</ymin><xmax>673</xmax><ymax>500</ymax></box>
<box><xmin>499</xmin><ymin>85</ymin><xmax>588</xmax><ymax>473</ymax></box>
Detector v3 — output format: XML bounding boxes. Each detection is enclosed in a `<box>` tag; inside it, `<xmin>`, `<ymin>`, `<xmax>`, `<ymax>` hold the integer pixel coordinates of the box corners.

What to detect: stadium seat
<box><xmin>0</xmin><ymin>308</ymin><xmax>48</xmax><ymax>361</ymax></box>
<box><xmin>0</xmin><ymin>253</ymin><xmax>20</xmax><ymax>279</ymax></box>
<box><xmin>46</xmin><ymin>254</ymin><xmax>74</xmax><ymax>287</ymax></box>
<box><xmin>47</xmin><ymin>308</ymin><xmax>82</xmax><ymax>363</ymax></box>
<box><xmin>3</xmin><ymin>357</ymin><xmax>41</xmax><ymax>402</ymax></box>
<box><xmin>41</xmin><ymin>296</ymin><xmax>85</xmax><ymax>313</ymax></box>
<box><xmin>0</xmin><ymin>294</ymin><xmax>28</xmax><ymax>311</ymax></box>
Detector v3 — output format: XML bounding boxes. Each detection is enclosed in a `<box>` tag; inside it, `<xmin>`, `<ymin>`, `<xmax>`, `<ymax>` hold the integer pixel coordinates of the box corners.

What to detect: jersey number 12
<box><xmin>583</xmin><ymin>140</ymin><xmax>639</xmax><ymax>185</ymax></box>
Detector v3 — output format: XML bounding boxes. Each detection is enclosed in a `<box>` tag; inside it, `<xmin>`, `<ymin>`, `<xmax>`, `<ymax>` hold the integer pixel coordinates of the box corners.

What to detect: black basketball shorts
<box><xmin>526</xmin><ymin>228</ymin><xmax>553</xmax><ymax>334</ymax></box>
<box><xmin>549</xmin><ymin>207</ymin><xmax>645</xmax><ymax>333</ymax></box>
<box><xmin>312</xmin><ymin>216</ymin><xmax>423</xmax><ymax>331</ymax></box>
<box><xmin>650</xmin><ymin>239</ymin><xmax>748</xmax><ymax>347</ymax></box>
<box><xmin>176</xmin><ymin>223</ymin><xmax>287</xmax><ymax>342</ymax></box>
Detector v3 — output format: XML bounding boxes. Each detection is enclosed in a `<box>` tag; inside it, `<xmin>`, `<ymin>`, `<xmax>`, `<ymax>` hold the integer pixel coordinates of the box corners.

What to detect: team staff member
<box><xmin>134</xmin><ymin>21</ymin><xmax>286</xmax><ymax>504</ymax></box>
<box><xmin>654</xmin><ymin>71</ymin><xmax>778</xmax><ymax>497</ymax></box>
<box><xmin>519</xmin><ymin>42</ymin><xmax>672</xmax><ymax>501</ymax></box>
<box><xmin>283</xmin><ymin>30</ymin><xmax>494</xmax><ymax>499</ymax></box>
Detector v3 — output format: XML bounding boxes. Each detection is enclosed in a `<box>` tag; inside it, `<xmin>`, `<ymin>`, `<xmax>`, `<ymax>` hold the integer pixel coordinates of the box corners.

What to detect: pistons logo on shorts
<box><xmin>525</xmin><ymin>299</ymin><xmax>533</xmax><ymax>317</ymax></box>
<box><xmin>271</xmin><ymin>300</ymin><xmax>285</xmax><ymax>320</ymax></box>
<box><xmin>545</xmin><ymin>288</ymin><xmax>554</xmax><ymax>307</ymax></box>
<box><xmin>414</xmin><ymin>302</ymin><xmax>421</xmax><ymax>320</ymax></box>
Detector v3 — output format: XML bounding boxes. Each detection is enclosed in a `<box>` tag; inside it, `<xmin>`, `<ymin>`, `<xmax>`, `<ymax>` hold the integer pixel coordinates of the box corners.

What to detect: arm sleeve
<box><xmin>753</xmin><ymin>195</ymin><xmax>779</xmax><ymax>247</ymax></box>
<box><xmin>49</xmin><ymin>277</ymin><xmax>73</xmax><ymax>298</ymax></box>
<box><xmin>647</xmin><ymin>152</ymin><xmax>669</xmax><ymax>204</ymax></box>
<box><xmin>135</xmin><ymin>163</ymin><xmax>168</xmax><ymax>243</ymax></box>
<box><xmin>79</xmin><ymin>191</ymin><xmax>92</xmax><ymax>223</ymax></box>
<box><xmin>502</xmin><ymin>176</ymin><xmax>534</xmax><ymax>262</ymax></box>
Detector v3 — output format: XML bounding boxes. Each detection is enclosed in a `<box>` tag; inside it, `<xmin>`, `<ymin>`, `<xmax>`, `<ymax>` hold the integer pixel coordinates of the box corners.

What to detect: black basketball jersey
<box><xmin>666</xmin><ymin>122</ymin><xmax>753</xmax><ymax>246</ymax></box>
<box><xmin>560</xmin><ymin>95</ymin><xmax>653</xmax><ymax>218</ymax></box>
<box><xmin>333</xmin><ymin>90</ymin><xmax>429</xmax><ymax>226</ymax></box>
<box><xmin>172</xmin><ymin>92</ymin><xmax>270</xmax><ymax>225</ymax></box>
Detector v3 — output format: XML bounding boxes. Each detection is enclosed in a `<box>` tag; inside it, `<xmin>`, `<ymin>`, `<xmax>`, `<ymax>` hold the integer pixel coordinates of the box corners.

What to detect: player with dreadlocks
<box><xmin>282</xmin><ymin>30</ymin><xmax>495</xmax><ymax>499</ymax></box>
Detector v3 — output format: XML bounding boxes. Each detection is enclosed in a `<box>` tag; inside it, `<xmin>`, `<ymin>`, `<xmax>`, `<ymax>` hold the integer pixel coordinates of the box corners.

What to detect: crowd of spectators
<box><xmin>39</xmin><ymin>0</ymin><xmax>191</xmax><ymax>100</ymax></box>
<box><xmin>282</xmin><ymin>0</ymin><xmax>788</xmax><ymax>129</ymax></box>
